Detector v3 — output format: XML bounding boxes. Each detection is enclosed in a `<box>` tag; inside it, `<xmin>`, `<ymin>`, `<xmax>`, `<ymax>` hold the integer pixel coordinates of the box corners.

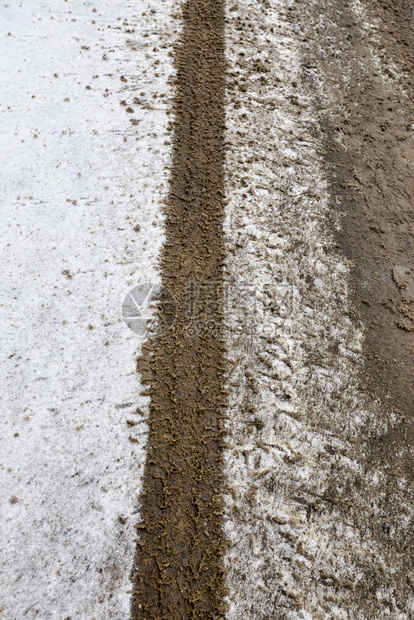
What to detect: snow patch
<box><xmin>0</xmin><ymin>0</ymin><xmax>181</xmax><ymax>617</ymax></box>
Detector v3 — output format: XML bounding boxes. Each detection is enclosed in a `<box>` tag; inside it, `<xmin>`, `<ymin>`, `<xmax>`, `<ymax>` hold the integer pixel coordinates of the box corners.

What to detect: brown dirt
<box><xmin>359</xmin><ymin>0</ymin><xmax>414</xmax><ymax>479</ymax></box>
<box><xmin>291</xmin><ymin>0</ymin><xmax>414</xmax><ymax>607</ymax></box>
<box><xmin>130</xmin><ymin>1</ymin><xmax>227</xmax><ymax>618</ymax></box>
<box><xmin>301</xmin><ymin>0</ymin><xmax>414</xmax><ymax>476</ymax></box>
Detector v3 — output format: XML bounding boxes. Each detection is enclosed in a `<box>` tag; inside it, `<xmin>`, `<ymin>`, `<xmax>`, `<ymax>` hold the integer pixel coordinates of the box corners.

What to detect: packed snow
<box><xmin>0</xmin><ymin>0</ymin><xmax>180</xmax><ymax>617</ymax></box>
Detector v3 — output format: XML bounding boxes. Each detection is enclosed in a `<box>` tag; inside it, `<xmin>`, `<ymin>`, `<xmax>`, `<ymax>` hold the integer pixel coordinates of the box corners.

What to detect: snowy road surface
<box><xmin>1</xmin><ymin>0</ymin><xmax>414</xmax><ymax>618</ymax></box>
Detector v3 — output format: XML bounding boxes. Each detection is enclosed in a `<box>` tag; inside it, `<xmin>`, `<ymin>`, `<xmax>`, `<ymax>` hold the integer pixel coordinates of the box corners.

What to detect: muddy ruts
<box><xmin>130</xmin><ymin>1</ymin><xmax>227</xmax><ymax>618</ymax></box>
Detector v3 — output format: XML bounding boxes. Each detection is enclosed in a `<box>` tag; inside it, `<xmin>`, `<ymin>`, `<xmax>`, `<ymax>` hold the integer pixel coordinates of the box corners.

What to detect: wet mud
<box><xmin>309</xmin><ymin>0</ymin><xmax>414</xmax><ymax>434</ymax></box>
<box><xmin>357</xmin><ymin>0</ymin><xmax>414</xmax><ymax>476</ymax></box>
<box><xmin>130</xmin><ymin>1</ymin><xmax>227</xmax><ymax>618</ymax></box>
<box><xmin>300</xmin><ymin>0</ymin><xmax>414</xmax><ymax>473</ymax></box>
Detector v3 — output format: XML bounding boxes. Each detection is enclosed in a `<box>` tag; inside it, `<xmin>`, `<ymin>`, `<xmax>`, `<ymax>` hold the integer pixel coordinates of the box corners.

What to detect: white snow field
<box><xmin>0</xmin><ymin>1</ymin><xmax>180</xmax><ymax>617</ymax></box>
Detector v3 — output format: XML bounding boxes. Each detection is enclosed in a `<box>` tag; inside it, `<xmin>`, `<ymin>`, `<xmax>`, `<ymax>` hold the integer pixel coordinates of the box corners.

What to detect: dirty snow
<box><xmin>222</xmin><ymin>0</ymin><xmax>410</xmax><ymax>617</ymax></box>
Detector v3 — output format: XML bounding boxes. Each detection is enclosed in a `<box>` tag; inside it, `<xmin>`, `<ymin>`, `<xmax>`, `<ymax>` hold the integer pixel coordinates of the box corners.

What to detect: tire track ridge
<box><xmin>130</xmin><ymin>1</ymin><xmax>227</xmax><ymax>618</ymax></box>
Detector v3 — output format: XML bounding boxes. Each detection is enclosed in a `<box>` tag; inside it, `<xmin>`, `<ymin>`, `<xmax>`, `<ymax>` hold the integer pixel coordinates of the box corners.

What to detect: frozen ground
<box><xmin>0</xmin><ymin>0</ymin><xmax>180</xmax><ymax>617</ymax></box>
<box><xmin>223</xmin><ymin>0</ymin><xmax>413</xmax><ymax>617</ymax></box>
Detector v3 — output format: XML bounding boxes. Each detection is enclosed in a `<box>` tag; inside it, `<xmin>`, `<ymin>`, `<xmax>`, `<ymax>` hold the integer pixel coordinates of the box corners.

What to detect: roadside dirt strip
<box><xmin>131</xmin><ymin>1</ymin><xmax>228</xmax><ymax>618</ymax></box>
<box><xmin>133</xmin><ymin>0</ymin><xmax>414</xmax><ymax>618</ymax></box>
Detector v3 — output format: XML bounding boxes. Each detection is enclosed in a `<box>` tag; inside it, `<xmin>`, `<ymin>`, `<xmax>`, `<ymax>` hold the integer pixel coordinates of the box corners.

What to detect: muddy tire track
<box><xmin>130</xmin><ymin>1</ymin><xmax>227</xmax><ymax>618</ymax></box>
